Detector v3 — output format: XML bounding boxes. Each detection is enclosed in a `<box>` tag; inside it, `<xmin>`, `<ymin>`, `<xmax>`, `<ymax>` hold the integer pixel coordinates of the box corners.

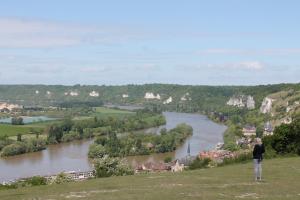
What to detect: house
<box><xmin>263</xmin><ymin>122</ymin><xmax>273</xmax><ymax>136</ymax></box>
<box><xmin>199</xmin><ymin>150</ymin><xmax>237</xmax><ymax>163</ymax></box>
<box><xmin>122</xmin><ymin>94</ymin><xmax>129</xmax><ymax>98</ymax></box>
<box><xmin>242</xmin><ymin>125</ymin><xmax>256</xmax><ymax>137</ymax></box>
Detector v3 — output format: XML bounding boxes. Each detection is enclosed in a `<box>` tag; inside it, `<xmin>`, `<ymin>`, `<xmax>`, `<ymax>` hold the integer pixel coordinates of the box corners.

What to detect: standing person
<box><xmin>253</xmin><ymin>138</ymin><xmax>265</xmax><ymax>181</ymax></box>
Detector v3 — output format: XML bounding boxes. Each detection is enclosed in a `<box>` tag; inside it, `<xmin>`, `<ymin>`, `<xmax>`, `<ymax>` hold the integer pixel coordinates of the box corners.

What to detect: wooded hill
<box><xmin>0</xmin><ymin>83</ymin><xmax>300</xmax><ymax>113</ymax></box>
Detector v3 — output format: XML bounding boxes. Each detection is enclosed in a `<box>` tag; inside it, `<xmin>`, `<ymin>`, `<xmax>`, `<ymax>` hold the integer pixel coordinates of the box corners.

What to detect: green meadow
<box><xmin>1</xmin><ymin>157</ymin><xmax>299</xmax><ymax>200</ymax></box>
<box><xmin>0</xmin><ymin>124</ymin><xmax>43</xmax><ymax>138</ymax></box>
<box><xmin>92</xmin><ymin>107</ymin><xmax>135</xmax><ymax>119</ymax></box>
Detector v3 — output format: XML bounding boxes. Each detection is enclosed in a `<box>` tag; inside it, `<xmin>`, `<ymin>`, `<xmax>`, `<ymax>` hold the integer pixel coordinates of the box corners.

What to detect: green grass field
<box><xmin>92</xmin><ymin>107</ymin><xmax>135</xmax><ymax>119</ymax></box>
<box><xmin>1</xmin><ymin>157</ymin><xmax>299</xmax><ymax>200</ymax></box>
<box><xmin>94</xmin><ymin>107</ymin><xmax>134</xmax><ymax>114</ymax></box>
<box><xmin>0</xmin><ymin>124</ymin><xmax>44</xmax><ymax>138</ymax></box>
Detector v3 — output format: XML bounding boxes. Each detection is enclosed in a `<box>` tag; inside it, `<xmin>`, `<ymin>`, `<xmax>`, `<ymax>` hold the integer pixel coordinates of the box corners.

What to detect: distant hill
<box><xmin>0</xmin><ymin>83</ymin><xmax>300</xmax><ymax>113</ymax></box>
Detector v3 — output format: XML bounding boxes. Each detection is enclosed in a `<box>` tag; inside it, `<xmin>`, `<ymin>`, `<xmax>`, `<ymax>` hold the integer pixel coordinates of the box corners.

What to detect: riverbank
<box><xmin>0</xmin><ymin>112</ymin><xmax>226</xmax><ymax>182</ymax></box>
<box><xmin>1</xmin><ymin>157</ymin><xmax>299</xmax><ymax>200</ymax></box>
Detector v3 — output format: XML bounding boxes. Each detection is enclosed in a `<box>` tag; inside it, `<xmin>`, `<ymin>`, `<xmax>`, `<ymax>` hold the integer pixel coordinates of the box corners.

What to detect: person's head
<box><xmin>255</xmin><ymin>137</ymin><xmax>262</xmax><ymax>145</ymax></box>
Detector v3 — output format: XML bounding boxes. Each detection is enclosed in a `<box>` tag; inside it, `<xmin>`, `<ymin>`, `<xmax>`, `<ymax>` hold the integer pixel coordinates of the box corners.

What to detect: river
<box><xmin>0</xmin><ymin>112</ymin><xmax>227</xmax><ymax>182</ymax></box>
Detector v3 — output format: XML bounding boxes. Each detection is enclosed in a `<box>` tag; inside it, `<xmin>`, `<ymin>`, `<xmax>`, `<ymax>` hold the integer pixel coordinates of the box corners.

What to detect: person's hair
<box><xmin>255</xmin><ymin>137</ymin><xmax>262</xmax><ymax>145</ymax></box>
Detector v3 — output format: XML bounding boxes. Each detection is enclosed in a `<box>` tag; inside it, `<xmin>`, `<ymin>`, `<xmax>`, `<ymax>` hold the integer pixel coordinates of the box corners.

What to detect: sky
<box><xmin>0</xmin><ymin>0</ymin><xmax>299</xmax><ymax>86</ymax></box>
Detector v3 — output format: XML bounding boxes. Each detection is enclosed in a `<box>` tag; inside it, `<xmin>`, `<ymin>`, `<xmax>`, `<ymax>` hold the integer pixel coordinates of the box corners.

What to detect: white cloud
<box><xmin>177</xmin><ymin>61</ymin><xmax>266</xmax><ymax>71</ymax></box>
<box><xmin>0</xmin><ymin>18</ymin><xmax>147</xmax><ymax>48</ymax></box>
<box><xmin>230</xmin><ymin>61</ymin><xmax>265</xmax><ymax>70</ymax></box>
<box><xmin>197</xmin><ymin>48</ymin><xmax>300</xmax><ymax>56</ymax></box>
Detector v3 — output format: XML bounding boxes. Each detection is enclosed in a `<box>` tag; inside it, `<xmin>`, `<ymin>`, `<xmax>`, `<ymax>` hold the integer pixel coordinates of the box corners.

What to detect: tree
<box><xmin>88</xmin><ymin>144</ymin><xmax>107</xmax><ymax>159</ymax></box>
<box><xmin>17</xmin><ymin>133</ymin><xmax>22</xmax><ymax>142</ymax></box>
<box><xmin>11</xmin><ymin>117</ymin><xmax>24</xmax><ymax>125</ymax></box>
<box><xmin>265</xmin><ymin>118</ymin><xmax>300</xmax><ymax>155</ymax></box>
<box><xmin>47</xmin><ymin>125</ymin><xmax>63</xmax><ymax>143</ymax></box>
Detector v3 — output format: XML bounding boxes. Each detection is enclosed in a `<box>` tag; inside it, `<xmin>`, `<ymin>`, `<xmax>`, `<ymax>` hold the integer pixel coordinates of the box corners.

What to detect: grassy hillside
<box><xmin>1</xmin><ymin>157</ymin><xmax>299</xmax><ymax>200</ymax></box>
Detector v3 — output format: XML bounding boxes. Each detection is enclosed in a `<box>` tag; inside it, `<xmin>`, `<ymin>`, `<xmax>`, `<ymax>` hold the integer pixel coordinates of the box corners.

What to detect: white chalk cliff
<box><xmin>144</xmin><ymin>92</ymin><xmax>161</xmax><ymax>100</ymax></box>
<box><xmin>227</xmin><ymin>95</ymin><xmax>255</xmax><ymax>109</ymax></box>
<box><xmin>163</xmin><ymin>96</ymin><xmax>173</xmax><ymax>104</ymax></box>
<box><xmin>260</xmin><ymin>97</ymin><xmax>274</xmax><ymax>114</ymax></box>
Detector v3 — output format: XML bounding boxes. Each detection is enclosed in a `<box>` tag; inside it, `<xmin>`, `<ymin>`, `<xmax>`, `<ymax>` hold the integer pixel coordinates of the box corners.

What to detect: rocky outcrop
<box><xmin>70</xmin><ymin>91</ymin><xmax>79</xmax><ymax>96</ymax></box>
<box><xmin>227</xmin><ymin>95</ymin><xmax>255</xmax><ymax>109</ymax></box>
<box><xmin>163</xmin><ymin>96</ymin><xmax>173</xmax><ymax>104</ymax></box>
<box><xmin>246</xmin><ymin>96</ymin><xmax>255</xmax><ymax>109</ymax></box>
<box><xmin>181</xmin><ymin>93</ymin><xmax>191</xmax><ymax>101</ymax></box>
<box><xmin>260</xmin><ymin>97</ymin><xmax>274</xmax><ymax>114</ymax></box>
<box><xmin>144</xmin><ymin>92</ymin><xmax>161</xmax><ymax>100</ymax></box>
<box><xmin>89</xmin><ymin>91</ymin><xmax>99</xmax><ymax>97</ymax></box>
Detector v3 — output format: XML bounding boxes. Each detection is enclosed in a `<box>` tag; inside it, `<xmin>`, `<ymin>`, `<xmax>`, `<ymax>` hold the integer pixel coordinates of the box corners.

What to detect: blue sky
<box><xmin>0</xmin><ymin>0</ymin><xmax>299</xmax><ymax>85</ymax></box>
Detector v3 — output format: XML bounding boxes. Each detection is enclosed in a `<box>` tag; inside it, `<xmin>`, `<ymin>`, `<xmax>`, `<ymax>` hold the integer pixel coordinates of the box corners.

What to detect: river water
<box><xmin>0</xmin><ymin>112</ymin><xmax>226</xmax><ymax>182</ymax></box>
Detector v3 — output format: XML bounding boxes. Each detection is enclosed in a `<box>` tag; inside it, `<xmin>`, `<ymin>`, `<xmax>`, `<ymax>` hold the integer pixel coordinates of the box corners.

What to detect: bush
<box><xmin>55</xmin><ymin>173</ymin><xmax>71</xmax><ymax>184</ymax></box>
<box><xmin>1</xmin><ymin>138</ymin><xmax>47</xmax><ymax>157</ymax></box>
<box><xmin>1</xmin><ymin>142</ymin><xmax>27</xmax><ymax>156</ymax></box>
<box><xmin>220</xmin><ymin>152</ymin><xmax>252</xmax><ymax>166</ymax></box>
<box><xmin>26</xmin><ymin>138</ymin><xmax>47</xmax><ymax>152</ymax></box>
<box><xmin>0</xmin><ymin>138</ymin><xmax>13</xmax><ymax>151</ymax></box>
<box><xmin>61</xmin><ymin>131</ymin><xmax>81</xmax><ymax>142</ymax></box>
<box><xmin>24</xmin><ymin>176</ymin><xmax>47</xmax><ymax>186</ymax></box>
<box><xmin>88</xmin><ymin>144</ymin><xmax>107</xmax><ymax>159</ymax></box>
<box><xmin>93</xmin><ymin>156</ymin><xmax>134</xmax><ymax>178</ymax></box>
<box><xmin>164</xmin><ymin>156</ymin><xmax>172</xmax><ymax>163</ymax></box>
<box><xmin>189</xmin><ymin>157</ymin><xmax>211</xmax><ymax>170</ymax></box>
<box><xmin>0</xmin><ymin>184</ymin><xmax>17</xmax><ymax>190</ymax></box>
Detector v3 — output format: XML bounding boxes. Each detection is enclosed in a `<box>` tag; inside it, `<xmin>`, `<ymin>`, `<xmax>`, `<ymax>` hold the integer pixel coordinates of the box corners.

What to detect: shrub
<box><xmin>1</xmin><ymin>138</ymin><xmax>47</xmax><ymax>157</ymax></box>
<box><xmin>61</xmin><ymin>131</ymin><xmax>81</xmax><ymax>142</ymax></box>
<box><xmin>1</xmin><ymin>142</ymin><xmax>27</xmax><ymax>156</ymax></box>
<box><xmin>93</xmin><ymin>156</ymin><xmax>134</xmax><ymax>178</ymax></box>
<box><xmin>219</xmin><ymin>152</ymin><xmax>252</xmax><ymax>166</ymax></box>
<box><xmin>55</xmin><ymin>173</ymin><xmax>71</xmax><ymax>184</ymax></box>
<box><xmin>164</xmin><ymin>156</ymin><xmax>172</xmax><ymax>163</ymax></box>
<box><xmin>24</xmin><ymin>176</ymin><xmax>47</xmax><ymax>186</ymax></box>
<box><xmin>26</xmin><ymin>138</ymin><xmax>47</xmax><ymax>152</ymax></box>
<box><xmin>189</xmin><ymin>157</ymin><xmax>211</xmax><ymax>170</ymax></box>
<box><xmin>88</xmin><ymin>144</ymin><xmax>107</xmax><ymax>159</ymax></box>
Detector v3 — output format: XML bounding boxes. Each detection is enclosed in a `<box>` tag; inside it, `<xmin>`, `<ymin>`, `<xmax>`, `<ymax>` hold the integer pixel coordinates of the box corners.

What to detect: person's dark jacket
<box><xmin>253</xmin><ymin>144</ymin><xmax>265</xmax><ymax>161</ymax></box>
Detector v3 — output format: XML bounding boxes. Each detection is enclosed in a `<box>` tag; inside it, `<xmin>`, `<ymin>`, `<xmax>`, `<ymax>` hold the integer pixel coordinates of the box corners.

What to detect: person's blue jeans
<box><xmin>253</xmin><ymin>159</ymin><xmax>262</xmax><ymax>180</ymax></box>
